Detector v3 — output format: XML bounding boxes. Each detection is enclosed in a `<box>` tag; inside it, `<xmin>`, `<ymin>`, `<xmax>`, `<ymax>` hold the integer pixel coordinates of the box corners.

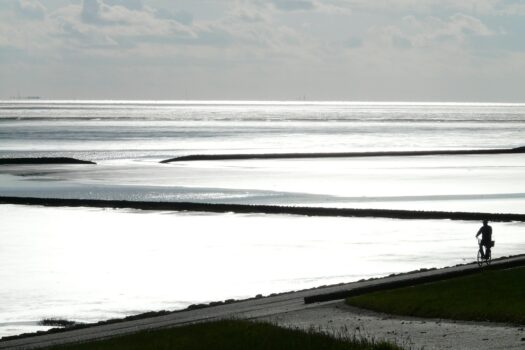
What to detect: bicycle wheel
<box><xmin>477</xmin><ymin>250</ymin><xmax>483</xmax><ymax>267</ymax></box>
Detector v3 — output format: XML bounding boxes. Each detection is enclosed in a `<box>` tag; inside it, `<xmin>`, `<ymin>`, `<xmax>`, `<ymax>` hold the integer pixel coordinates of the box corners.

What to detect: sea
<box><xmin>1</xmin><ymin>100</ymin><xmax>524</xmax><ymax>337</ymax></box>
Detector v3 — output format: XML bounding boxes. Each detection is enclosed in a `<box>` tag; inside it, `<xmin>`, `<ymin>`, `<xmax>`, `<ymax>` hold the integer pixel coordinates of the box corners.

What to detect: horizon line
<box><xmin>2</xmin><ymin>99</ymin><xmax>525</xmax><ymax>105</ymax></box>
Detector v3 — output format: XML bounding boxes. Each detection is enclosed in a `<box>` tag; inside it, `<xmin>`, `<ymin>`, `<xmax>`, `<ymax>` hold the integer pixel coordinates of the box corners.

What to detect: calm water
<box><xmin>1</xmin><ymin>205</ymin><xmax>524</xmax><ymax>338</ymax></box>
<box><xmin>0</xmin><ymin>101</ymin><xmax>524</xmax><ymax>337</ymax></box>
<box><xmin>1</xmin><ymin>101</ymin><xmax>525</xmax><ymax>212</ymax></box>
<box><xmin>2</xmin><ymin>101</ymin><xmax>525</xmax><ymax>160</ymax></box>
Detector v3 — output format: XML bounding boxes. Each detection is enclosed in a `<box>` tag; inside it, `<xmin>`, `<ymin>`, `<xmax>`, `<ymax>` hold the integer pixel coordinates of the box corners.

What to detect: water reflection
<box><xmin>1</xmin><ymin>204</ymin><xmax>524</xmax><ymax>337</ymax></box>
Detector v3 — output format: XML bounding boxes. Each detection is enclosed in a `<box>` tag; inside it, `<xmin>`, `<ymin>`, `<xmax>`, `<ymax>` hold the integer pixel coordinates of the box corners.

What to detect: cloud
<box><xmin>497</xmin><ymin>3</ymin><xmax>525</xmax><ymax>16</ymax></box>
<box><xmin>57</xmin><ymin>21</ymin><xmax>119</xmax><ymax>49</ymax></box>
<box><xmin>450</xmin><ymin>13</ymin><xmax>494</xmax><ymax>40</ymax></box>
<box><xmin>417</xmin><ymin>14</ymin><xmax>493</xmax><ymax>45</ymax></box>
<box><xmin>270</xmin><ymin>0</ymin><xmax>315</xmax><ymax>11</ymax></box>
<box><xmin>323</xmin><ymin>0</ymin><xmax>498</xmax><ymax>15</ymax></box>
<box><xmin>155</xmin><ymin>8</ymin><xmax>193</xmax><ymax>25</ymax></box>
<box><xmin>344</xmin><ymin>36</ymin><xmax>363</xmax><ymax>48</ymax></box>
<box><xmin>3</xmin><ymin>0</ymin><xmax>525</xmax><ymax>100</ymax></box>
<box><xmin>14</xmin><ymin>0</ymin><xmax>46</xmax><ymax>20</ymax></box>
<box><xmin>1</xmin><ymin>0</ymin><xmax>500</xmax><ymax>59</ymax></box>
<box><xmin>266</xmin><ymin>0</ymin><xmax>347</xmax><ymax>13</ymax></box>
<box><xmin>81</xmin><ymin>0</ymin><xmax>101</xmax><ymax>24</ymax></box>
<box><xmin>54</xmin><ymin>0</ymin><xmax>196</xmax><ymax>50</ymax></box>
<box><xmin>367</xmin><ymin>13</ymin><xmax>495</xmax><ymax>51</ymax></box>
<box><xmin>323</xmin><ymin>0</ymin><xmax>525</xmax><ymax>17</ymax></box>
<box><xmin>105</xmin><ymin>0</ymin><xmax>143</xmax><ymax>11</ymax></box>
<box><xmin>230</xmin><ymin>2</ymin><xmax>269</xmax><ymax>23</ymax></box>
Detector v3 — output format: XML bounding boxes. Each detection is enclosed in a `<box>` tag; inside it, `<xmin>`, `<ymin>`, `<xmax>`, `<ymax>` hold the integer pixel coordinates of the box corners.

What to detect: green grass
<box><xmin>346</xmin><ymin>266</ymin><xmax>525</xmax><ymax>324</ymax></box>
<box><xmin>47</xmin><ymin>320</ymin><xmax>401</xmax><ymax>350</ymax></box>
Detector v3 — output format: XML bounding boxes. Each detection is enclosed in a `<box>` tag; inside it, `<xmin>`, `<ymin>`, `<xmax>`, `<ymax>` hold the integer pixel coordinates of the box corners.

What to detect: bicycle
<box><xmin>477</xmin><ymin>238</ymin><xmax>493</xmax><ymax>267</ymax></box>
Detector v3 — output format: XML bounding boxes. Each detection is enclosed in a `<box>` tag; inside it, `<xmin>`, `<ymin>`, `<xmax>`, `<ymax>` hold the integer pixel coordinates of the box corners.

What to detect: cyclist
<box><xmin>476</xmin><ymin>219</ymin><xmax>493</xmax><ymax>259</ymax></box>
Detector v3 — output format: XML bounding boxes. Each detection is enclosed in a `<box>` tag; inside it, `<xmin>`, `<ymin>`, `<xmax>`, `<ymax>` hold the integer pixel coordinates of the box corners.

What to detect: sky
<box><xmin>1</xmin><ymin>0</ymin><xmax>525</xmax><ymax>101</ymax></box>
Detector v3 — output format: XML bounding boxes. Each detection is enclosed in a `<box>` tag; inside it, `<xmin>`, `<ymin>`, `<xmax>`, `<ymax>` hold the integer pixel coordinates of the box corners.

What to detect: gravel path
<box><xmin>261</xmin><ymin>302</ymin><xmax>525</xmax><ymax>350</ymax></box>
<box><xmin>1</xmin><ymin>256</ymin><xmax>524</xmax><ymax>350</ymax></box>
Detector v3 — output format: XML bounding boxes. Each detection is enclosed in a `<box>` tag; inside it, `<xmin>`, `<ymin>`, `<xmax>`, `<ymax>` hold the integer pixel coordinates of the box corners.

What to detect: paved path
<box><xmin>2</xmin><ymin>256</ymin><xmax>524</xmax><ymax>350</ymax></box>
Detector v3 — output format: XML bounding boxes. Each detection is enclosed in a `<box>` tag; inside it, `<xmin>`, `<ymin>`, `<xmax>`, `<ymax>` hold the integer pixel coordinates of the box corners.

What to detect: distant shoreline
<box><xmin>0</xmin><ymin>157</ymin><xmax>96</xmax><ymax>165</ymax></box>
<box><xmin>160</xmin><ymin>146</ymin><xmax>525</xmax><ymax>163</ymax></box>
<box><xmin>0</xmin><ymin>196</ymin><xmax>524</xmax><ymax>222</ymax></box>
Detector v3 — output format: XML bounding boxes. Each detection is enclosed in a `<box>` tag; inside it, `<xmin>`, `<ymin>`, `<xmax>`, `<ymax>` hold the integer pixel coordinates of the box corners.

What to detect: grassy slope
<box><xmin>48</xmin><ymin>320</ymin><xmax>400</xmax><ymax>350</ymax></box>
<box><xmin>346</xmin><ymin>266</ymin><xmax>525</xmax><ymax>324</ymax></box>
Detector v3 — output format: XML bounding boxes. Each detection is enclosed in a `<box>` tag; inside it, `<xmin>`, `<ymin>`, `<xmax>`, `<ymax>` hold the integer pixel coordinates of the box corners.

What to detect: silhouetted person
<box><xmin>476</xmin><ymin>219</ymin><xmax>493</xmax><ymax>259</ymax></box>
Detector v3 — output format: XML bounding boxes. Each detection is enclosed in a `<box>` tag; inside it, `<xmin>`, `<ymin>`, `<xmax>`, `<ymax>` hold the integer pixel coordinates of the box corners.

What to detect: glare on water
<box><xmin>1</xmin><ymin>204</ymin><xmax>524</xmax><ymax>337</ymax></box>
<box><xmin>1</xmin><ymin>101</ymin><xmax>524</xmax><ymax>338</ymax></box>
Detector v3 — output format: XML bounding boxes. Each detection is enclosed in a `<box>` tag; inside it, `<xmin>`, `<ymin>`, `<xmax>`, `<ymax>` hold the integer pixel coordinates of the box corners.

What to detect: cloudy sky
<box><xmin>1</xmin><ymin>0</ymin><xmax>525</xmax><ymax>101</ymax></box>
